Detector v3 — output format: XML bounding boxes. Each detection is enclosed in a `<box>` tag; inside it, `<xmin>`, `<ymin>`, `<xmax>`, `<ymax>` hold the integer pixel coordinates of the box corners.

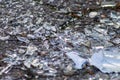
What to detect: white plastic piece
<box><xmin>90</xmin><ymin>48</ymin><xmax>120</xmax><ymax>73</ymax></box>
<box><xmin>65</xmin><ymin>51</ymin><xmax>87</xmax><ymax>69</ymax></box>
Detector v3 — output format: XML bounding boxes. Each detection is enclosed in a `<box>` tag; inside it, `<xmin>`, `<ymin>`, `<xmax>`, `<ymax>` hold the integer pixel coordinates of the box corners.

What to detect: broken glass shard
<box><xmin>101</xmin><ymin>1</ymin><xmax>116</xmax><ymax>7</ymax></box>
<box><xmin>17</xmin><ymin>36</ymin><xmax>30</xmax><ymax>43</ymax></box>
<box><xmin>65</xmin><ymin>51</ymin><xmax>87</xmax><ymax>69</ymax></box>
<box><xmin>0</xmin><ymin>35</ymin><xmax>10</xmax><ymax>41</ymax></box>
<box><xmin>90</xmin><ymin>48</ymin><xmax>120</xmax><ymax>73</ymax></box>
<box><xmin>25</xmin><ymin>43</ymin><xmax>38</xmax><ymax>55</ymax></box>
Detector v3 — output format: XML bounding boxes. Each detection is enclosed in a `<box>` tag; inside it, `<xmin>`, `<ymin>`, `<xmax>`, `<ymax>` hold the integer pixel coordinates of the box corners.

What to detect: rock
<box><xmin>18</xmin><ymin>49</ymin><xmax>25</xmax><ymax>54</ymax></box>
<box><xmin>89</xmin><ymin>12</ymin><xmax>98</xmax><ymax>18</ymax></box>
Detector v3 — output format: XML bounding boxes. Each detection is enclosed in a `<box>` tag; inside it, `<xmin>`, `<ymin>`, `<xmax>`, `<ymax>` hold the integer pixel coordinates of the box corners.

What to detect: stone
<box><xmin>89</xmin><ymin>12</ymin><xmax>98</xmax><ymax>18</ymax></box>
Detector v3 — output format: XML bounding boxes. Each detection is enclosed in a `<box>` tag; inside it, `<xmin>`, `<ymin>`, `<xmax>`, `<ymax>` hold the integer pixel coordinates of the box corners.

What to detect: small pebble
<box><xmin>101</xmin><ymin>14</ymin><xmax>106</xmax><ymax>18</ymax></box>
<box><xmin>89</xmin><ymin>12</ymin><xmax>98</xmax><ymax>18</ymax></box>
<box><xmin>18</xmin><ymin>49</ymin><xmax>26</xmax><ymax>54</ymax></box>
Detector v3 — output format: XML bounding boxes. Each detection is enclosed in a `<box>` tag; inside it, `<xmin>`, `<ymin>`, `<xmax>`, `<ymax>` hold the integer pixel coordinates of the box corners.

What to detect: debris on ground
<box><xmin>0</xmin><ymin>0</ymin><xmax>120</xmax><ymax>80</ymax></box>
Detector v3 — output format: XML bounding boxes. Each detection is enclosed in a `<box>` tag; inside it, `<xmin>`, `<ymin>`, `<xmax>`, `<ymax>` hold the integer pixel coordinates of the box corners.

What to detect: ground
<box><xmin>0</xmin><ymin>0</ymin><xmax>120</xmax><ymax>80</ymax></box>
